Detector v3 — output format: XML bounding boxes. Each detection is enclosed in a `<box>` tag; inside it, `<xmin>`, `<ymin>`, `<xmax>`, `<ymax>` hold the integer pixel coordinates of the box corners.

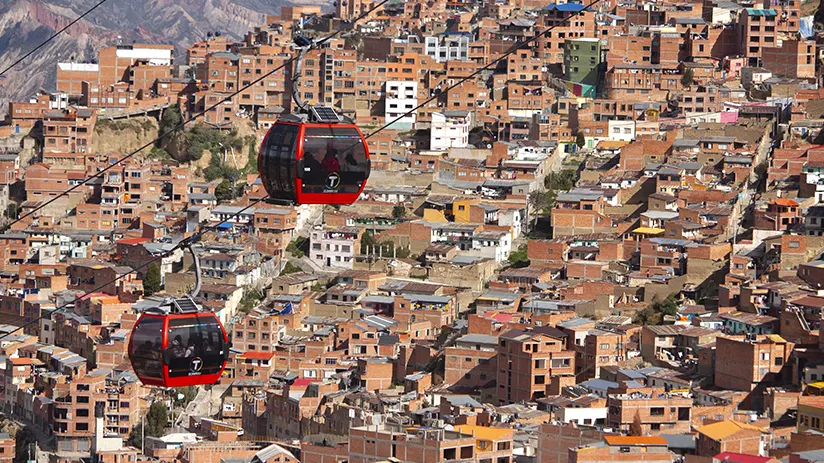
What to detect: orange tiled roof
<box><xmin>604</xmin><ymin>436</ymin><xmax>668</xmax><ymax>446</ymax></box>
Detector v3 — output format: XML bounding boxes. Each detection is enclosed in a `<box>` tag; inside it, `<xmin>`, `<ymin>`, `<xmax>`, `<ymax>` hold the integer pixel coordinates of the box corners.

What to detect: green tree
<box><xmin>184</xmin><ymin>124</ymin><xmax>243</xmax><ymax>163</ymax></box>
<box><xmin>310</xmin><ymin>283</ymin><xmax>324</xmax><ymax>291</ymax></box>
<box><xmin>215</xmin><ymin>179</ymin><xmax>237</xmax><ymax>201</ymax></box>
<box><xmin>238</xmin><ymin>288</ymin><xmax>266</xmax><ymax>314</ymax></box>
<box><xmin>281</xmin><ymin>262</ymin><xmax>302</xmax><ymax>275</ymax></box>
<box><xmin>128</xmin><ymin>422</ymin><xmax>144</xmax><ymax>450</ymax></box>
<box><xmin>575</xmin><ymin>131</ymin><xmax>586</xmax><ymax>148</ymax></box>
<box><xmin>175</xmin><ymin>386</ymin><xmax>198</xmax><ymax>406</ymax></box>
<box><xmin>361</xmin><ymin>231</ymin><xmax>378</xmax><ymax>254</ymax></box>
<box><xmin>145</xmin><ymin>401</ymin><xmax>169</xmax><ymax>437</ymax></box>
<box><xmin>681</xmin><ymin>68</ymin><xmax>695</xmax><ymax>87</ymax></box>
<box><xmin>392</xmin><ymin>205</ymin><xmax>406</xmax><ymax>219</ymax></box>
<box><xmin>545</xmin><ymin>169</ymin><xmax>578</xmax><ymax>191</ymax></box>
<box><xmin>148</xmin><ymin>147</ymin><xmax>171</xmax><ymax>160</ymax></box>
<box><xmin>529</xmin><ymin>190</ymin><xmax>553</xmax><ymax>218</ymax></box>
<box><xmin>508</xmin><ymin>244</ymin><xmax>530</xmax><ymax>268</ymax></box>
<box><xmin>632</xmin><ymin>294</ymin><xmax>679</xmax><ymax>325</ymax></box>
<box><xmin>246</xmin><ymin>141</ymin><xmax>259</xmax><ymax>174</ymax></box>
<box><xmin>394</xmin><ymin>245</ymin><xmax>411</xmax><ymax>259</ymax></box>
<box><xmin>143</xmin><ymin>263</ymin><xmax>162</xmax><ymax>297</ymax></box>
<box><xmin>286</xmin><ymin>236</ymin><xmax>307</xmax><ymax>258</ymax></box>
<box><xmin>13</xmin><ymin>427</ymin><xmax>36</xmax><ymax>463</ymax></box>
<box><xmin>159</xmin><ymin>104</ymin><xmax>182</xmax><ymax>135</ymax></box>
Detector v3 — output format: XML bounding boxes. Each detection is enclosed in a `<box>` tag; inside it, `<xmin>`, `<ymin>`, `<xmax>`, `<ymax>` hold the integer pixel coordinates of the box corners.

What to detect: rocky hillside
<box><xmin>92</xmin><ymin>117</ymin><xmax>159</xmax><ymax>155</ymax></box>
<box><xmin>0</xmin><ymin>0</ymin><xmax>293</xmax><ymax>115</ymax></box>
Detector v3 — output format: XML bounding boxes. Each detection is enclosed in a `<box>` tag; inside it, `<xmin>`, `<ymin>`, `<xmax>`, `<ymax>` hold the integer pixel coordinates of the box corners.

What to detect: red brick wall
<box><xmin>537</xmin><ymin>423</ymin><xmax>616</xmax><ymax>463</ymax></box>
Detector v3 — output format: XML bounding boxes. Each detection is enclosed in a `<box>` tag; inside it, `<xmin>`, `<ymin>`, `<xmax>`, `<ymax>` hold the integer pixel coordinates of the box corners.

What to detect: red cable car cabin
<box><xmin>259</xmin><ymin>118</ymin><xmax>370</xmax><ymax>205</ymax></box>
<box><xmin>128</xmin><ymin>311</ymin><xmax>229</xmax><ymax>387</ymax></box>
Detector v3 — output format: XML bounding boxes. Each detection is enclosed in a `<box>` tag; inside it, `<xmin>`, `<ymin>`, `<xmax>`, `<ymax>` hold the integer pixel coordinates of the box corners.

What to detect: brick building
<box><xmin>696</xmin><ymin>420</ymin><xmax>768</xmax><ymax>456</ymax></box>
<box><xmin>497</xmin><ymin>328</ymin><xmax>575</xmax><ymax>403</ymax></box>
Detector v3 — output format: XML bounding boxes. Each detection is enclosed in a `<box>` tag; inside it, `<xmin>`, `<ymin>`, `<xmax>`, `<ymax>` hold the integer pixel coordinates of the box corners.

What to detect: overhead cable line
<box><xmin>0</xmin><ymin>0</ymin><xmax>112</xmax><ymax>77</ymax></box>
<box><xmin>0</xmin><ymin>196</ymin><xmax>267</xmax><ymax>341</ymax></box>
<box><xmin>3</xmin><ymin>0</ymin><xmax>391</xmax><ymax>232</ymax></box>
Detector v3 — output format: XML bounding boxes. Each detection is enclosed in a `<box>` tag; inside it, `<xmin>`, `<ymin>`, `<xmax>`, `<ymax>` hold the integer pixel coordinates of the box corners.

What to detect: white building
<box><xmin>498</xmin><ymin>208</ymin><xmax>523</xmax><ymax>240</ymax></box>
<box><xmin>430</xmin><ymin>111</ymin><xmax>471</xmax><ymax>151</ymax></box>
<box><xmin>384</xmin><ymin>80</ymin><xmax>418</xmax><ymax>130</ymax></box>
<box><xmin>470</xmin><ymin>230</ymin><xmax>512</xmax><ymax>263</ymax></box>
<box><xmin>310</xmin><ymin>226</ymin><xmax>361</xmax><ymax>269</ymax></box>
<box><xmin>607</xmin><ymin>120</ymin><xmax>636</xmax><ymax>141</ymax></box>
<box><xmin>555</xmin><ymin>405</ymin><xmax>608</xmax><ymax>426</ymax></box>
<box><xmin>424</xmin><ymin>34</ymin><xmax>470</xmax><ymax>62</ymax></box>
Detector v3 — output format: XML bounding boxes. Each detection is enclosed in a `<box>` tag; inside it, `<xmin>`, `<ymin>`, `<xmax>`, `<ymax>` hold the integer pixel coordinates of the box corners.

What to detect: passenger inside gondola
<box><xmin>322</xmin><ymin>149</ymin><xmax>340</xmax><ymax>173</ymax></box>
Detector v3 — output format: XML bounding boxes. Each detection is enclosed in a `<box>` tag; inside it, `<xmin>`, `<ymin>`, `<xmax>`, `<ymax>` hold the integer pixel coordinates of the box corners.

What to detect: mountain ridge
<box><xmin>0</xmin><ymin>0</ymin><xmax>289</xmax><ymax>116</ymax></box>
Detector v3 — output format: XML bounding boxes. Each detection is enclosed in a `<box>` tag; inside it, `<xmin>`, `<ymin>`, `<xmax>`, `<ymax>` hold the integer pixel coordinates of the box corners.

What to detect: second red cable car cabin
<box><xmin>258</xmin><ymin>111</ymin><xmax>371</xmax><ymax>206</ymax></box>
<box><xmin>128</xmin><ymin>299</ymin><xmax>229</xmax><ymax>387</ymax></box>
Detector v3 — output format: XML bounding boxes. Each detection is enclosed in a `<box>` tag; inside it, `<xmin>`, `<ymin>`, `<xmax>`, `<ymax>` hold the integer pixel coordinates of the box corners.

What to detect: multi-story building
<box><xmin>797</xmin><ymin>397</ymin><xmax>824</xmax><ymax>433</ymax></box>
<box><xmin>430</xmin><ymin>111</ymin><xmax>471</xmax><ymax>150</ymax></box>
<box><xmin>754</xmin><ymin>198</ymin><xmax>802</xmax><ymax>231</ymax></box>
<box><xmin>348</xmin><ymin>425</ymin><xmax>480</xmax><ymax>463</ymax></box>
<box><xmin>425</xmin><ymin>33</ymin><xmax>471</xmax><ymax>62</ymax></box>
<box><xmin>570</xmin><ymin>436</ymin><xmax>673</xmax><ymax>463</ymax></box>
<box><xmin>444</xmin><ymin>334</ymin><xmax>499</xmax><ymax>390</ymax></box>
<box><xmin>714</xmin><ymin>335</ymin><xmax>794</xmax><ymax>408</ymax></box>
<box><xmin>739</xmin><ymin>8</ymin><xmax>779</xmax><ymax>67</ymax></box>
<box><xmin>761</xmin><ymin>39</ymin><xmax>815</xmax><ymax>78</ymax></box>
<box><xmin>565</xmin><ymin>38</ymin><xmax>602</xmax><ymax>93</ymax></box>
<box><xmin>605</xmin><ymin>64</ymin><xmax>680</xmax><ymax>100</ymax></box>
<box><xmin>97</xmin><ymin>44</ymin><xmax>174</xmax><ymax>87</ymax></box>
<box><xmin>253</xmin><ymin>207</ymin><xmax>298</xmax><ymax>256</ymax></box>
<box><xmin>42</xmin><ymin>108</ymin><xmax>97</xmax><ymax>165</ymax></box>
<box><xmin>497</xmin><ymin>328</ymin><xmax>575</xmax><ymax>404</ymax></box>
<box><xmin>51</xmin><ymin>370</ymin><xmax>143</xmax><ymax>453</ymax></box>
<box><xmin>310</xmin><ymin>227</ymin><xmax>363</xmax><ymax>270</ymax></box>
<box><xmin>581</xmin><ymin>329</ymin><xmax>627</xmax><ymax>380</ymax></box>
<box><xmin>607</xmin><ymin>393</ymin><xmax>693</xmax><ymax>435</ymax></box>
<box><xmin>56</xmin><ymin>62</ymin><xmax>100</xmax><ymax>97</ymax></box>
<box><xmin>384</xmin><ymin>80</ymin><xmax>418</xmax><ymax>129</ymax></box>
<box><xmin>0</xmin><ymin>433</ymin><xmax>13</xmax><ymax>463</ymax></box>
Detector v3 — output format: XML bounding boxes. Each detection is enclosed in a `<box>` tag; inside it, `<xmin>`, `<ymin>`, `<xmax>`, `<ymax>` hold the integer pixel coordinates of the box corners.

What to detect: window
<box><xmin>650</xmin><ymin>407</ymin><xmax>665</xmax><ymax>416</ymax></box>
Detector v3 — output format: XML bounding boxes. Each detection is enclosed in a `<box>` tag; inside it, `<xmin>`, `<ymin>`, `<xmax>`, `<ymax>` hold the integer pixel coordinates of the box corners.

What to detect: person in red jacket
<box><xmin>321</xmin><ymin>149</ymin><xmax>340</xmax><ymax>173</ymax></box>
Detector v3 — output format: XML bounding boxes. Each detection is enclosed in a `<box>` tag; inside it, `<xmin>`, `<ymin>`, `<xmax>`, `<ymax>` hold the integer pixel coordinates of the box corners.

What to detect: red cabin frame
<box><xmin>128</xmin><ymin>313</ymin><xmax>229</xmax><ymax>387</ymax></box>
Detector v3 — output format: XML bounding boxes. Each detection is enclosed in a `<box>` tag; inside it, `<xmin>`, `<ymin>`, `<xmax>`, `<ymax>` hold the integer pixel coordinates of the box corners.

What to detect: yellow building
<box><xmin>454</xmin><ymin>425</ymin><xmax>514</xmax><ymax>462</ymax></box>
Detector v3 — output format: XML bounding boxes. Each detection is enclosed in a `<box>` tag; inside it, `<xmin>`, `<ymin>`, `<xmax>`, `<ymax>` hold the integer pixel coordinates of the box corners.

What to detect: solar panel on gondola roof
<box><xmin>311</xmin><ymin>106</ymin><xmax>341</xmax><ymax>122</ymax></box>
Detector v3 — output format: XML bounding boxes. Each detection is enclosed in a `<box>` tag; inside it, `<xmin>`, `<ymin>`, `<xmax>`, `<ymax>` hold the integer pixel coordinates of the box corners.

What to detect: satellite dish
<box><xmin>207</xmin><ymin>31</ymin><xmax>213</xmax><ymax>38</ymax></box>
<box><xmin>215</xmin><ymin>31</ymin><xmax>222</xmax><ymax>37</ymax></box>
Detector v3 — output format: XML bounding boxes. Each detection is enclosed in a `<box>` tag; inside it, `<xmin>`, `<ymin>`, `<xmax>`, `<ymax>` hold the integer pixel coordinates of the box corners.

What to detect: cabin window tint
<box><xmin>166</xmin><ymin>316</ymin><xmax>226</xmax><ymax>378</ymax></box>
<box><xmin>301</xmin><ymin>127</ymin><xmax>368</xmax><ymax>194</ymax></box>
<box><xmin>130</xmin><ymin>317</ymin><xmax>164</xmax><ymax>379</ymax></box>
